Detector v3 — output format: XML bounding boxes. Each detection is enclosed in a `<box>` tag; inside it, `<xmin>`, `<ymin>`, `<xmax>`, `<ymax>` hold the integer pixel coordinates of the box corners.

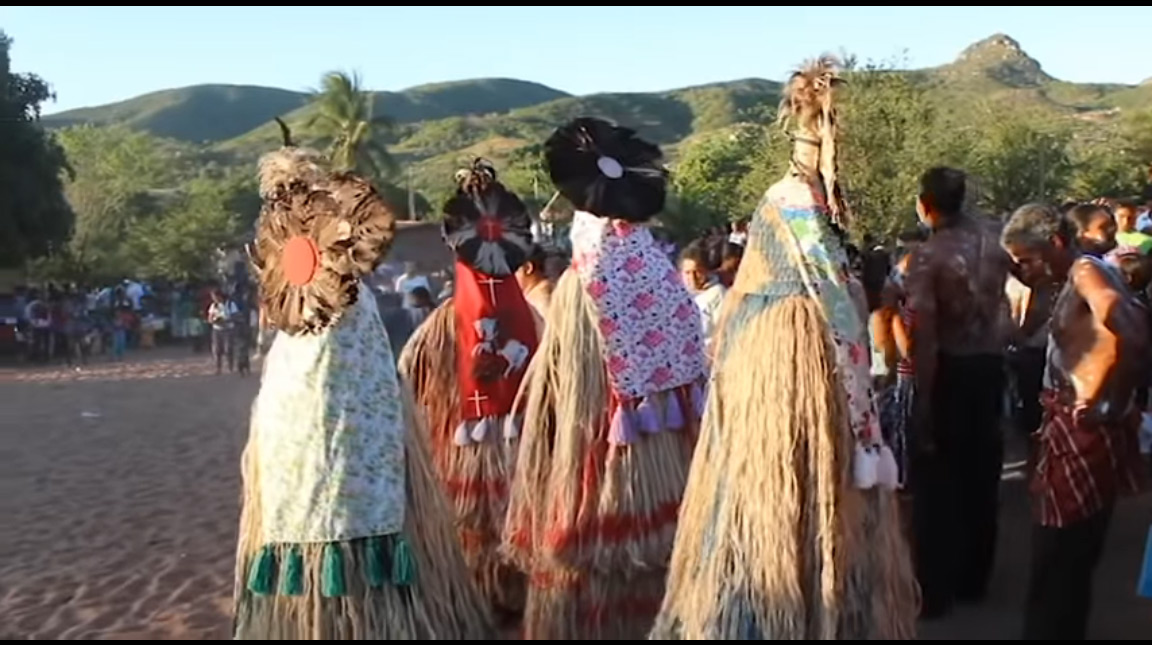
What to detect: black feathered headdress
<box><xmin>441</xmin><ymin>158</ymin><xmax>533</xmax><ymax>276</ymax></box>
<box><xmin>544</xmin><ymin>117</ymin><xmax>668</xmax><ymax>223</ymax></box>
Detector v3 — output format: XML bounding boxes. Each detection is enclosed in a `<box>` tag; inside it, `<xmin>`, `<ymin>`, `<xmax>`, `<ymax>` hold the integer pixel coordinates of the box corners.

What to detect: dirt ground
<box><xmin>0</xmin><ymin>349</ymin><xmax>1148</xmax><ymax>639</ymax></box>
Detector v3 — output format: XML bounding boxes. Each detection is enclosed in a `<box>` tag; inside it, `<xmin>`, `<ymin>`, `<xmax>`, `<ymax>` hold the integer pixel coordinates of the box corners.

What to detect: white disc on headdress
<box><xmin>596</xmin><ymin>156</ymin><xmax>624</xmax><ymax>179</ymax></box>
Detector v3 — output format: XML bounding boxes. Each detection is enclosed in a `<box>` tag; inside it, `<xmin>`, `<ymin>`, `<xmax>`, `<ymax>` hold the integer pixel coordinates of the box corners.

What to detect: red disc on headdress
<box><xmin>283</xmin><ymin>236</ymin><xmax>320</xmax><ymax>286</ymax></box>
<box><xmin>477</xmin><ymin>215</ymin><xmax>504</xmax><ymax>242</ymax></box>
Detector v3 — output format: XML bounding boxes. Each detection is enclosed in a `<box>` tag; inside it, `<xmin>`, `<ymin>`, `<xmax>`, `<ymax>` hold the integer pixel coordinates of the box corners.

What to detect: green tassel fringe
<box><xmin>247</xmin><ymin>537</ymin><xmax>410</xmax><ymax>598</ymax></box>
<box><xmin>321</xmin><ymin>543</ymin><xmax>347</xmax><ymax>598</ymax></box>
<box><xmin>279</xmin><ymin>546</ymin><xmax>304</xmax><ymax>596</ymax></box>
<box><xmin>391</xmin><ymin>535</ymin><xmax>415</xmax><ymax>587</ymax></box>
<box><xmin>365</xmin><ymin>536</ymin><xmax>386</xmax><ymax>588</ymax></box>
<box><xmin>247</xmin><ymin>545</ymin><xmax>277</xmax><ymax>595</ymax></box>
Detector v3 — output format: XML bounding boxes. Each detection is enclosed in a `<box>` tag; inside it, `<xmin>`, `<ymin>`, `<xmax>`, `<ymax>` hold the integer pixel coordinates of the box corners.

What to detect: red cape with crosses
<box><xmin>454</xmin><ymin>260</ymin><xmax>538</xmax><ymax>421</ymax></box>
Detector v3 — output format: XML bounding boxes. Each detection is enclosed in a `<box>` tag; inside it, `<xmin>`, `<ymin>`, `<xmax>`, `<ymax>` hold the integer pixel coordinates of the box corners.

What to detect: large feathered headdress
<box><xmin>252</xmin><ymin>117</ymin><xmax>397</xmax><ymax>335</ymax></box>
<box><xmin>544</xmin><ymin>117</ymin><xmax>668</xmax><ymax>223</ymax></box>
<box><xmin>441</xmin><ymin>158</ymin><xmax>534</xmax><ymax>276</ymax></box>
<box><xmin>777</xmin><ymin>57</ymin><xmax>850</xmax><ymax>228</ymax></box>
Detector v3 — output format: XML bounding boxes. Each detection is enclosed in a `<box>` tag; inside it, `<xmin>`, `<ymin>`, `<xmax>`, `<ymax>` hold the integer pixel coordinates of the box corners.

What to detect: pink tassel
<box><xmin>691</xmin><ymin>382</ymin><xmax>707</xmax><ymax>418</ymax></box>
<box><xmin>635</xmin><ymin>397</ymin><xmax>661</xmax><ymax>433</ymax></box>
<box><xmin>607</xmin><ymin>406</ymin><xmax>639</xmax><ymax>445</ymax></box>
<box><xmin>665</xmin><ymin>392</ymin><xmax>684</xmax><ymax>430</ymax></box>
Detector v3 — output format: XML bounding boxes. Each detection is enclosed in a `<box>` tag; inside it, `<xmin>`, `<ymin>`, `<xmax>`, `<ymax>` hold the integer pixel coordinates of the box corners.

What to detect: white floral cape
<box><xmin>254</xmin><ymin>282</ymin><xmax>406</xmax><ymax>544</ymax></box>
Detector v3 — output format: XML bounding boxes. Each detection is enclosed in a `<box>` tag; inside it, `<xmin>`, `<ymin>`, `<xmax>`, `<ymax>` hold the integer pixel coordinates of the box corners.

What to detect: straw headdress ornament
<box><xmin>252</xmin><ymin>117</ymin><xmax>397</xmax><ymax>335</ymax></box>
<box><xmin>777</xmin><ymin>56</ymin><xmax>850</xmax><ymax>228</ymax></box>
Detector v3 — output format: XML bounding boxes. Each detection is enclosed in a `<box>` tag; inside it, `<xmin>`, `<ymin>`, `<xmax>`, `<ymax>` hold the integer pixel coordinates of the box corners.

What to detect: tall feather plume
<box><xmin>777</xmin><ymin>56</ymin><xmax>850</xmax><ymax>228</ymax></box>
<box><xmin>257</xmin><ymin>116</ymin><xmax>326</xmax><ymax>200</ymax></box>
<box><xmin>455</xmin><ymin>158</ymin><xmax>501</xmax><ymax>216</ymax></box>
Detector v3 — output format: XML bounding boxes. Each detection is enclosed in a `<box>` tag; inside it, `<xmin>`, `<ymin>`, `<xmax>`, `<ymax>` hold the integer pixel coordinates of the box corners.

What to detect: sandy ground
<box><xmin>0</xmin><ymin>349</ymin><xmax>1149</xmax><ymax>639</ymax></box>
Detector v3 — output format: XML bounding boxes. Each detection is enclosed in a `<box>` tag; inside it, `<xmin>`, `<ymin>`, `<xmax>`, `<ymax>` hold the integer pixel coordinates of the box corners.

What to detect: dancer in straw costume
<box><xmin>502</xmin><ymin>117</ymin><xmax>709</xmax><ymax>640</ymax></box>
<box><xmin>649</xmin><ymin>58</ymin><xmax>918</xmax><ymax>640</ymax></box>
<box><xmin>232</xmin><ymin>120</ymin><xmax>494</xmax><ymax>640</ymax></box>
<box><xmin>398</xmin><ymin>158</ymin><xmax>539</xmax><ymax>617</ymax></box>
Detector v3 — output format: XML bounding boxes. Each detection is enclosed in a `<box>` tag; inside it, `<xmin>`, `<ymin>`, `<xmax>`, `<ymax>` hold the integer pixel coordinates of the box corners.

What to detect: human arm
<box><xmin>892</xmin><ymin>307</ymin><xmax>913</xmax><ymax>362</ymax></box>
<box><xmin>1069</xmin><ymin>258</ymin><xmax>1142</xmax><ymax>417</ymax></box>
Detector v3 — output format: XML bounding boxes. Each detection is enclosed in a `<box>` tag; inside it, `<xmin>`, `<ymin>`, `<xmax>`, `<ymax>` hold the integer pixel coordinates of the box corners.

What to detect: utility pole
<box><xmin>407</xmin><ymin>166</ymin><xmax>417</xmax><ymax>221</ymax></box>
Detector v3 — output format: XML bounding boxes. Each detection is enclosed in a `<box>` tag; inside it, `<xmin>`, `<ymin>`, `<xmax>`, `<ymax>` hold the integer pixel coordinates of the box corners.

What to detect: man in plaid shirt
<box><xmin>1001</xmin><ymin>203</ymin><xmax>1149</xmax><ymax>640</ymax></box>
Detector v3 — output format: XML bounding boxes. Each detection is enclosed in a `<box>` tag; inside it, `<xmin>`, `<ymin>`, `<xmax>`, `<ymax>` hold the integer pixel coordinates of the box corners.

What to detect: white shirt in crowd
<box><xmin>693</xmin><ymin>281</ymin><xmax>727</xmax><ymax>356</ymax></box>
<box><xmin>208</xmin><ymin>300</ymin><xmax>239</xmax><ymax>330</ymax></box>
<box><xmin>393</xmin><ymin>273</ymin><xmax>431</xmax><ymax>296</ymax></box>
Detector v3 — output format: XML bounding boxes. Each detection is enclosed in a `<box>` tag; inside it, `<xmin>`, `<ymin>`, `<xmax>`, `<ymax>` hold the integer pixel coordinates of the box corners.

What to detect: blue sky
<box><xmin>4</xmin><ymin>6</ymin><xmax>1150</xmax><ymax>114</ymax></box>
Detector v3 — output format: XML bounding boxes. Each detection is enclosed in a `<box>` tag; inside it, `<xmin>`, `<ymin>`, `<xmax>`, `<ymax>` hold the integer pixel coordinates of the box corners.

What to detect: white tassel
<box><xmin>503</xmin><ymin>415</ymin><xmax>521</xmax><ymax>440</ymax></box>
<box><xmin>453</xmin><ymin>421</ymin><xmax>472</xmax><ymax>447</ymax></box>
<box><xmin>470</xmin><ymin>417</ymin><xmax>491</xmax><ymax>443</ymax></box>
<box><xmin>475</xmin><ymin>241</ymin><xmax>510</xmax><ymax>276</ymax></box>
<box><xmin>876</xmin><ymin>444</ymin><xmax>899</xmax><ymax>491</ymax></box>
<box><xmin>853</xmin><ymin>443</ymin><xmax>878</xmax><ymax>489</ymax></box>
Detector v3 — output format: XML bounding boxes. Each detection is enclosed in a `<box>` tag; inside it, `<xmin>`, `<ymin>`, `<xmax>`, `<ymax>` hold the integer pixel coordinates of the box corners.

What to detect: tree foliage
<box><xmin>0</xmin><ymin>31</ymin><xmax>74</xmax><ymax>268</ymax></box>
<box><xmin>124</xmin><ymin>178</ymin><xmax>242</xmax><ymax>281</ymax></box>
<box><xmin>55</xmin><ymin>124</ymin><xmax>173</xmax><ymax>276</ymax></box>
<box><xmin>671</xmin><ymin>125</ymin><xmax>779</xmax><ymax>233</ymax></box>
<box><xmin>666</xmin><ymin>55</ymin><xmax>1147</xmax><ymax>242</ymax></box>
<box><xmin>308</xmin><ymin>71</ymin><xmax>396</xmax><ymax>181</ymax></box>
<box><xmin>837</xmin><ymin>63</ymin><xmax>952</xmax><ymax>240</ymax></box>
<box><xmin>966</xmin><ymin>112</ymin><xmax>1072</xmax><ymax>215</ymax></box>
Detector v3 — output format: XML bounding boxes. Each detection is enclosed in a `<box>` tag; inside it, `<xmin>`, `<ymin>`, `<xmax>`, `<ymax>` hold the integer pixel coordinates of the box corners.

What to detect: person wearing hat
<box><xmin>502</xmin><ymin>117</ymin><xmax>709</xmax><ymax>640</ymax></box>
<box><xmin>398</xmin><ymin>158</ymin><xmax>539</xmax><ymax>620</ymax></box>
<box><xmin>650</xmin><ymin>58</ymin><xmax>917</xmax><ymax>640</ymax></box>
<box><xmin>232</xmin><ymin>120</ymin><xmax>493</xmax><ymax>640</ymax></box>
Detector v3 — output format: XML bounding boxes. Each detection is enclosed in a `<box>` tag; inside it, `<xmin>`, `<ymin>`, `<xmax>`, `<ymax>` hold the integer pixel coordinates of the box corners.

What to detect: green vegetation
<box><xmin>42</xmin><ymin>85</ymin><xmax>310</xmax><ymax>143</ymax></box>
<box><xmin>0</xmin><ymin>31</ymin><xmax>74</xmax><ymax>269</ymax></box>
<box><xmin>307</xmin><ymin>71</ymin><xmax>396</xmax><ymax>179</ymax></box>
<box><xmin>4</xmin><ymin>32</ymin><xmax>1152</xmax><ymax>283</ymax></box>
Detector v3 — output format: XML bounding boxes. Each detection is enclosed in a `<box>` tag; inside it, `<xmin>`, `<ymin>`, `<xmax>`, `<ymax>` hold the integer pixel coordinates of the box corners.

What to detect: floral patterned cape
<box><xmin>254</xmin><ymin>282</ymin><xmax>406</xmax><ymax>544</ymax></box>
<box><xmin>569</xmin><ymin>210</ymin><xmax>706</xmax><ymax>400</ymax></box>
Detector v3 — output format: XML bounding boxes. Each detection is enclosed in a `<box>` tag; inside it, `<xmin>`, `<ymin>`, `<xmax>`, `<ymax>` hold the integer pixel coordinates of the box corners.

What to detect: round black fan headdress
<box><xmin>544</xmin><ymin>117</ymin><xmax>668</xmax><ymax>223</ymax></box>
<box><xmin>441</xmin><ymin>158</ymin><xmax>533</xmax><ymax>276</ymax></box>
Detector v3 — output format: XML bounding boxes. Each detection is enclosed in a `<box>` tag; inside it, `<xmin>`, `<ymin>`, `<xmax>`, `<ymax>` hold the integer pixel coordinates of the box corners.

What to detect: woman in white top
<box><xmin>679</xmin><ymin>239</ymin><xmax>727</xmax><ymax>359</ymax></box>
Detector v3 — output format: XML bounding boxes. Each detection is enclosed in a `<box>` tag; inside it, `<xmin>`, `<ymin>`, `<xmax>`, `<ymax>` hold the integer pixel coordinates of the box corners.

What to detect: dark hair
<box><xmin>896</xmin><ymin>228</ymin><xmax>929</xmax><ymax>245</ymax></box>
<box><xmin>1115</xmin><ymin>199</ymin><xmax>1139</xmax><ymax>213</ymax></box>
<box><xmin>524</xmin><ymin>244</ymin><xmax>548</xmax><ymax>273</ymax></box>
<box><xmin>1116</xmin><ymin>254</ymin><xmax>1152</xmax><ymax>292</ymax></box>
<box><xmin>679</xmin><ymin>239</ymin><xmax>712</xmax><ymax>269</ymax></box>
<box><xmin>844</xmin><ymin>243</ymin><xmax>860</xmax><ymax>264</ymax></box>
<box><xmin>1058</xmin><ymin>200</ymin><xmax>1080</xmax><ymax>215</ymax></box>
<box><xmin>1065</xmin><ymin>203</ymin><xmax>1113</xmax><ymax>233</ymax></box>
<box><xmin>409</xmin><ymin>286</ymin><xmax>434</xmax><ymax>308</ymax></box>
<box><xmin>861</xmin><ymin>248</ymin><xmax>892</xmax><ymax>308</ymax></box>
<box><xmin>720</xmin><ymin>240</ymin><xmax>744</xmax><ymax>262</ymax></box>
<box><xmin>918</xmin><ymin>166</ymin><xmax>967</xmax><ymax>220</ymax></box>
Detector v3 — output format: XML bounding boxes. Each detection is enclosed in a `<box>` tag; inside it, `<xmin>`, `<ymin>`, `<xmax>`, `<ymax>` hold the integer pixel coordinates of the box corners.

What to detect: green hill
<box><xmin>42</xmin><ymin>34</ymin><xmax>1151</xmax><ymax>205</ymax></box>
<box><xmin>42</xmin><ymin>85</ymin><xmax>310</xmax><ymax>143</ymax></box>
<box><xmin>44</xmin><ymin>78</ymin><xmax>570</xmax><ymax>145</ymax></box>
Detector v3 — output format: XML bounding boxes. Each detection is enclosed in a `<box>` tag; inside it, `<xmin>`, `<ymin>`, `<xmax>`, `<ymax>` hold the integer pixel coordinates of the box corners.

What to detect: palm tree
<box><xmin>307</xmin><ymin>71</ymin><xmax>396</xmax><ymax>180</ymax></box>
